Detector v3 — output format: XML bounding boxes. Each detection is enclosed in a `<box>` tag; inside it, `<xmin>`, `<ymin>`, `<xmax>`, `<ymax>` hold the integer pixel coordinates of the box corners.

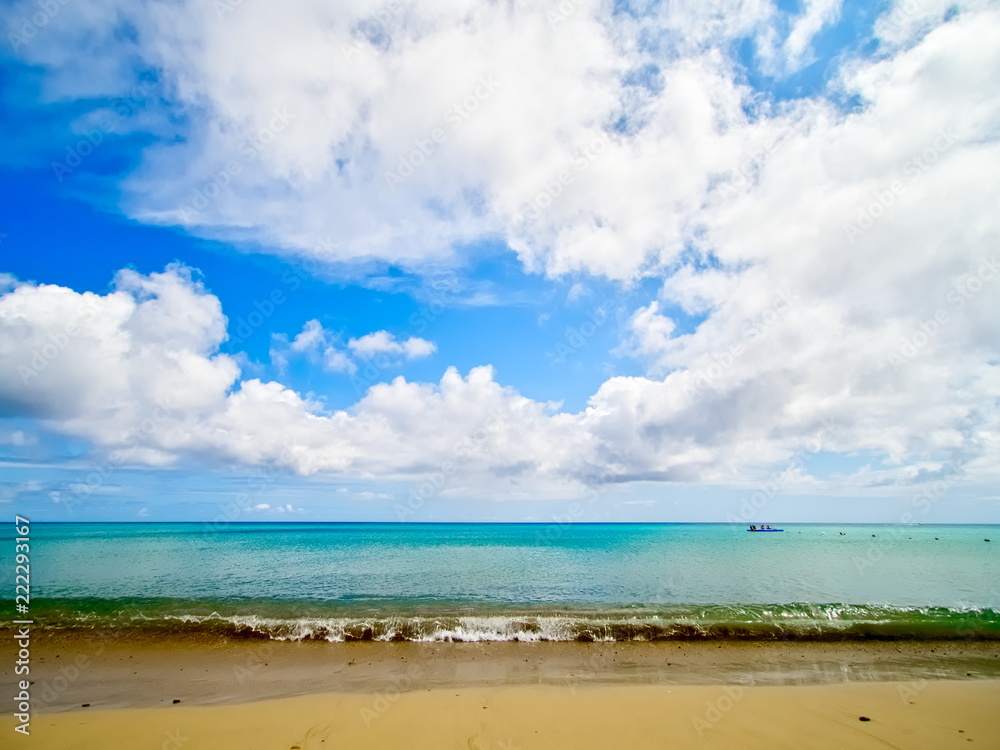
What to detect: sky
<box><xmin>1</xmin><ymin>0</ymin><xmax>999</xmax><ymax>524</ymax></box>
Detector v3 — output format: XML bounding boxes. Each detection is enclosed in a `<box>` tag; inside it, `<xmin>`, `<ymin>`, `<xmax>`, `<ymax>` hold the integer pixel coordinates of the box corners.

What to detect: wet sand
<box><xmin>3</xmin><ymin>633</ymin><xmax>999</xmax><ymax>748</ymax></box>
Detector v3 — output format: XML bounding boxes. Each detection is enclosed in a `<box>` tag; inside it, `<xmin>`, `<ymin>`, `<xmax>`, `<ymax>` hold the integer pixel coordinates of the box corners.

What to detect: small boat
<box><xmin>747</xmin><ymin>527</ymin><xmax>784</xmax><ymax>532</ymax></box>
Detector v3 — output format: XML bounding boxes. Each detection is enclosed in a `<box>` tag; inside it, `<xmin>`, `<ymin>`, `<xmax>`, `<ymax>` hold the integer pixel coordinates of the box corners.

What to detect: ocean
<box><xmin>11</xmin><ymin>522</ymin><xmax>1000</xmax><ymax>642</ymax></box>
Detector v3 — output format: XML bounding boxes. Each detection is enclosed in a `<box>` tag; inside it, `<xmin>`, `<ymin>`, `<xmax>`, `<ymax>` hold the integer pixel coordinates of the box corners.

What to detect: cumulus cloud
<box><xmin>251</xmin><ymin>503</ymin><xmax>302</xmax><ymax>513</ymax></box>
<box><xmin>0</xmin><ymin>429</ymin><xmax>34</xmax><ymax>446</ymax></box>
<box><xmin>668</xmin><ymin>8</ymin><xmax>1000</xmax><ymax>485</ymax></box>
<box><xmin>271</xmin><ymin>320</ymin><xmax>434</xmax><ymax>375</ymax></box>
<box><xmin>583</xmin><ymin>4</ymin><xmax>1000</xmax><ymax>492</ymax></box>
<box><xmin>0</xmin><ymin>267</ymin><xmax>585</xmax><ymax>482</ymax></box>
<box><xmin>270</xmin><ymin>318</ymin><xmax>356</xmax><ymax>374</ymax></box>
<box><xmin>2</xmin><ymin>0</ymin><xmax>828</xmax><ymax>279</ymax></box>
<box><xmin>623</xmin><ymin>302</ymin><xmax>678</xmax><ymax>368</ymax></box>
<box><xmin>288</xmin><ymin>319</ymin><xmax>326</xmax><ymax>353</ymax></box>
<box><xmin>2</xmin><ymin>2</ymin><xmax>999</xmax><ymax>499</ymax></box>
<box><xmin>1</xmin><ymin>243</ymin><xmax>998</xmax><ymax>497</ymax></box>
<box><xmin>0</xmin><ymin>479</ymin><xmax>48</xmax><ymax>503</ymax></box>
<box><xmin>348</xmin><ymin>330</ymin><xmax>436</xmax><ymax>360</ymax></box>
<box><xmin>10</xmin><ymin>0</ymin><xmax>983</xmax><ymax>284</ymax></box>
<box><xmin>760</xmin><ymin>0</ymin><xmax>843</xmax><ymax>73</ymax></box>
<box><xmin>0</xmin><ymin>264</ymin><xmax>238</xmax><ymax>465</ymax></box>
<box><xmin>356</xmin><ymin>491</ymin><xmax>393</xmax><ymax>501</ymax></box>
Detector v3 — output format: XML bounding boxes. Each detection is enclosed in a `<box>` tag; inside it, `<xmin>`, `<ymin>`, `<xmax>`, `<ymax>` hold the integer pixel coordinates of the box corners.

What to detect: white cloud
<box><xmin>6</xmin><ymin>0</ymin><xmax>996</xmax><ymax>288</ymax></box>
<box><xmin>0</xmin><ymin>429</ymin><xmax>34</xmax><ymax>446</ymax></box>
<box><xmin>272</xmin><ymin>320</ymin><xmax>434</xmax><ymax>375</ymax></box>
<box><xmin>0</xmin><ymin>480</ymin><xmax>48</xmax><ymax>503</ymax></box>
<box><xmin>874</xmin><ymin>0</ymin><xmax>995</xmax><ymax>50</ymax></box>
<box><xmin>659</xmin><ymin>266</ymin><xmax>740</xmax><ymax>316</ymax></box>
<box><xmin>623</xmin><ymin>302</ymin><xmax>678</xmax><ymax>368</ymax></box>
<box><xmin>612</xmin><ymin>8</ymin><xmax>1000</xmax><ymax>486</ymax></box>
<box><xmin>356</xmin><ymin>491</ymin><xmax>392</xmax><ymax>501</ymax></box>
<box><xmin>270</xmin><ymin>318</ymin><xmax>356</xmax><ymax>374</ymax></box>
<box><xmin>0</xmin><ymin>0</ymin><xmax>795</xmax><ymax>279</ymax></box>
<box><xmin>762</xmin><ymin>0</ymin><xmax>843</xmax><ymax>73</ymax></box>
<box><xmin>2</xmin><ymin>229</ymin><xmax>999</xmax><ymax>499</ymax></box>
<box><xmin>250</xmin><ymin>502</ymin><xmax>302</xmax><ymax>513</ymax></box>
<box><xmin>323</xmin><ymin>348</ymin><xmax>356</xmax><ymax>374</ymax></box>
<box><xmin>2</xmin><ymin>3</ymin><xmax>999</xmax><ymax>501</ymax></box>
<box><xmin>289</xmin><ymin>319</ymin><xmax>326</xmax><ymax>353</ymax></box>
<box><xmin>0</xmin><ymin>264</ymin><xmax>238</xmax><ymax>467</ymax></box>
<box><xmin>566</xmin><ymin>283</ymin><xmax>588</xmax><ymax>303</ymax></box>
<box><xmin>0</xmin><ymin>267</ymin><xmax>583</xmax><ymax>481</ymax></box>
<box><xmin>348</xmin><ymin>330</ymin><xmax>436</xmax><ymax>360</ymax></box>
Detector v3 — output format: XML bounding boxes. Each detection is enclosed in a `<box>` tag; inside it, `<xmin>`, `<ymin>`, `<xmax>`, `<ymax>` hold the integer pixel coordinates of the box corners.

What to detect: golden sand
<box><xmin>4</xmin><ymin>636</ymin><xmax>999</xmax><ymax>749</ymax></box>
<box><xmin>8</xmin><ymin>680</ymin><xmax>1000</xmax><ymax>750</ymax></box>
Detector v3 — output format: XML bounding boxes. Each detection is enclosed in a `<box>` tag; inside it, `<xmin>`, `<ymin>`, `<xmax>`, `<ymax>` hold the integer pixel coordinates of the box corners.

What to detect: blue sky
<box><xmin>2</xmin><ymin>0</ymin><xmax>999</xmax><ymax>523</ymax></box>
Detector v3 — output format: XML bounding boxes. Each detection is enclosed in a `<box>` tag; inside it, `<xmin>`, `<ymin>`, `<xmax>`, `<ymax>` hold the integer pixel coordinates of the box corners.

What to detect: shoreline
<box><xmin>4</xmin><ymin>632</ymin><xmax>1000</xmax><ymax>748</ymax></box>
<box><xmin>3</xmin><ymin>631</ymin><xmax>999</xmax><ymax>712</ymax></box>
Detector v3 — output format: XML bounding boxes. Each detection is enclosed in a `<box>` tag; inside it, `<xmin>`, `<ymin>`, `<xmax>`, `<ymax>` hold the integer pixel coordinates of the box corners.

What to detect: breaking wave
<box><xmin>13</xmin><ymin>599</ymin><xmax>1000</xmax><ymax>642</ymax></box>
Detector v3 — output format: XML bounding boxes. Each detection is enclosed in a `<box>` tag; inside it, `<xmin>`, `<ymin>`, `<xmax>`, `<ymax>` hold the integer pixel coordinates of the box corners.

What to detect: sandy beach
<box><xmin>3</xmin><ymin>633</ymin><xmax>999</xmax><ymax>749</ymax></box>
<box><xmin>7</xmin><ymin>674</ymin><xmax>1000</xmax><ymax>749</ymax></box>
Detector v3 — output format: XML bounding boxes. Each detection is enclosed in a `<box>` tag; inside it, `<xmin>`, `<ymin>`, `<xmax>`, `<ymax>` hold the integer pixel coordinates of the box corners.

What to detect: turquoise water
<box><xmin>8</xmin><ymin>522</ymin><xmax>1000</xmax><ymax>641</ymax></box>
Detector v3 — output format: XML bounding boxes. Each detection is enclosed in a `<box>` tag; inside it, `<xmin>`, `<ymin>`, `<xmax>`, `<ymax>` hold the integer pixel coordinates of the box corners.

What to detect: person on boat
<box><xmin>750</xmin><ymin>524</ymin><xmax>756</xmax><ymax>530</ymax></box>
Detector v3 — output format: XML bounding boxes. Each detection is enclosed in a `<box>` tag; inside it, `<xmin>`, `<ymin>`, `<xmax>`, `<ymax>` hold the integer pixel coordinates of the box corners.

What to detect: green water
<box><xmin>8</xmin><ymin>522</ymin><xmax>998</xmax><ymax>641</ymax></box>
